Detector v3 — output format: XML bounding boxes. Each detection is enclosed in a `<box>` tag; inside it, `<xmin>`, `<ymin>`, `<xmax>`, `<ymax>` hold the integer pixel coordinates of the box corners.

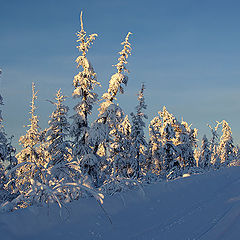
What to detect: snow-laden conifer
<box><xmin>230</xmin><ymin>145</ymin><xmax>240</xmax><ymax>166</ymax></box>
<box><xmin>91</xmin><ymin>33</ymin><xmax>138</xmax><ymax>192</ymax></box>
<box><xmin>174</xmin><ymin>120</ymin><xmax>198</xmax><ymax>170</ymax></box>
<box><xmin>90</xmin><ymin>33</ymin><xmax>132</xmax><ymax>179</ymax></box>
<box><xmin>15</xmin><ymin>83</ymin><xmax>43</xmax><ymax>195</ymax></box>
<box><xmin>94</xmin><ymin>32</ymin><xmax>132</xmax><ymax>145</ymax></box>
<box><xmin>0</xmin><ymin>71</ymin><xmax>17</xmax><ymax>202</ymax></box>
<box><xmin>96</xmin><ymin>32</ymin><xmax>132</xmax><ymax>125</ymax></box>
<box><xmin>217</xmin><ymin>120</ymin><xmax>235</xmax><ymax>166</ymax></box>
<box><xmin>70</xmin><ymin>12</ymin><xmax>101</xmax><ymax>186</ymax></box>
<box><xmin>45</xmin><ymin>89</ymin><xmax>72</xmax><ymax>181</ymax></box>
<box><xmin>129</xmin><ymin>84</ymin><xmax>148</xmax><ymax>178</ymax></box>
<box><xmin>0</xmin><ymin>91</ymin><xmax>7</xmax><ymax>201</ymax></box>
<box><xmin>147</xmin><ymin>107</ymin><xmax>180</xmax><ymax>180</ymax></box>
<box><xmin>208</xmin><ymin>122</ymin><xmax>221</xmax><ymax>168</ymax></box>
<box><xmin>70</xmin><ymin>12</ymin><xmax>100</xmax><ymax>160</ymax></box>
<box><xmin>147</xmin><ymin>107</ymin><xmax>198</xmax><ymax>179</ymax></box>
<box><xmin>111</xmin><ymin>115</ymin><xmax>132</xmax><ymax>178</ymax></box>
<box><xmin>147</xmin><ymin>116</ymin><xmax>164</xmax><ymax>178</ymax></box>
<box><xmin>198</xmin><ymin>134</ymin><xmax>211</xmax><ymax>169</ymax></box>
<box><xmin>157</xmin><ymin>107</ymin><xmax>180</xmax><ymax>178</ymax></box>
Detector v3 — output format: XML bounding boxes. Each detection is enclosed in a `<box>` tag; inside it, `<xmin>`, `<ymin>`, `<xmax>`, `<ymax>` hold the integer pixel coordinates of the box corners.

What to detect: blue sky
<box><xmin>1</xmin><ymin>0</ymin><xmax>240</xmax><ymax>148</ymax></box>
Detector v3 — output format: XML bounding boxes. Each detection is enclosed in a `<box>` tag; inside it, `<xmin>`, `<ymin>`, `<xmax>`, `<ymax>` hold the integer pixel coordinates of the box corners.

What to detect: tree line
<box><xmin>0</xmin><ymin>13</ymin><xmax>239</xmax><ymax>211</ymax></box>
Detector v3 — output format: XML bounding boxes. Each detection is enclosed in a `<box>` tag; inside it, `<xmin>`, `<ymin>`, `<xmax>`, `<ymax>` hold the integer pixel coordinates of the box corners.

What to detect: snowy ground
<box><xmin>1</xmin><ymin>167</ymin><xmax>240</xmax><ymax>240</ymax></box>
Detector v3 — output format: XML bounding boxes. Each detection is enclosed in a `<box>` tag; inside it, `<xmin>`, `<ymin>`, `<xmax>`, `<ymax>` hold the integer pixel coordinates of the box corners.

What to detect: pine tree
<box><xmin>70</xmin><ymin>12</ymin><xmax>101</xmax><ymax>186</ymax></box>
<box><xmin>94</xmin><ymin>32</ymin><xmax>132</xmax><ymax>137</ymax></box>
<box><xmin>70</xmin><ymin>12</ymin><xmax>99</xmax><ymax>160</ymax></box>
<box><xmin>0</xmin><ymin>93</ymin><xmax>7</xmax><ymax>164</ymax></box>
<box><xmin>147</xmin><ymin>107</ymin><xmax>198</xmax><ymax>179</ymax></box>
<box><xmin>111</xmin><ymin>115</ymin><xmax>133</xmax><ymax>178</ymax></box>
<box><xmin>0</xmin><ymin>71</ymin><xmax>17</xmax><ymax>202</ymax></box>
<box><xmin>91</xmin><ymin>32</ymin><xmax>132</xmax><ymax>178</ymax></box>
<box><xmin>230</xmin><ymin>145</ymin><xmax>240</xmax><ymax>166</ymax></box>
<box><xmin>0</xmin><ymin>73</ymin><xmax>9</xmax><ymax>165</ymax></box>
<box><xmin>217</xmin><ymin>120</ymin><xmax>235</xmax><ymax>166</ymax></box>
<box><xmin>157</xmin><ymin>107</ymin><xmax>180</xmax><ymax>177</ymax></box>
<box><xmin>0</xmin><ymin>91</ymin><xmax>8</xmax><ymax>202</ymax></box>
<box><xmin>15</xmin><ymin>83</ymin><xmax>43</xmax><ymax>195</ymax></box>
<box><xmin>147</xmin><ymin>115</ymin><xmax>164</xmax><ymax>178</ymax></box>
<box><xmin>147</xmin><ymin>107</ymin><xmax>179</xmax><ymax>180</ymax></box>
<box><xmin>45</xmin><ymin>89</ymin><xmax>72</xmax><ymax>181</ymax></box>
<box><xmin>208</xmin><ymin>122</ymin><xmax>221</xmax><ymax>168</ymax></box>
<box><xmin>198</xmin><ymin>134</ymin><xmax>211</xmax><ymax>169</ymax></box>
<box><xmin>129</xmin><ymin>84</ymin><xmax>148</xmax><ymax>178</ymax></box>
<box><xmin>174</xmin><ymin>119</ymin><xmax>198</xmax><ymax>170</ymax></box>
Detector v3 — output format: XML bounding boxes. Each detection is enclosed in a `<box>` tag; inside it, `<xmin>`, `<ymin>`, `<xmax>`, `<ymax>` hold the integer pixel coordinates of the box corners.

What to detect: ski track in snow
<box><xmin>2</xmin><ymin>168</ymin><xmax>240</xmax><ymax>240</ymax></box>
<box><xmin>130</xmin><ymin>174</ymin><xmax>240</xmax><ymax>240</ymax></box>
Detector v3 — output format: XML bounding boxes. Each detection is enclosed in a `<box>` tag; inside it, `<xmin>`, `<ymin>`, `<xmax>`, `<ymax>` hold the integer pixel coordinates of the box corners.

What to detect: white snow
<box><xmin>1</xmin><ymin>167</ymin><xmax>240</xmax><ymax>240</ymax></box>
<box><xmin>182</xmin><ymin>173</ymin><xmax>191</xmax><ymax>178</ymax></box>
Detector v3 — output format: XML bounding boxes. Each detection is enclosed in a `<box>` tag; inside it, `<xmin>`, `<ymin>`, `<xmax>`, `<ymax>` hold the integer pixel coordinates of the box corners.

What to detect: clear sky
<box><xmin>1</xmin><ymin>0</ymin><xmax>240</xmax><ymax>149</ymax></box>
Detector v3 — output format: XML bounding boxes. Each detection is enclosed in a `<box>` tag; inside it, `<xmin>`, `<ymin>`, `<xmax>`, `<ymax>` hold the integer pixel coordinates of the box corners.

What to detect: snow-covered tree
<box><xmin>0</xmin><ymin>71</ymin><xmax>17</xmax><ymax>202</ymax></box>
<box><xmin>157</xmin><ymin>107</ymin><xmax>181</xmax><ymax>178</ymax></box>
<box><xmin>44</xmin><ymin>89</ymin><xmax>72</xmax><ymax>181</ymax></box>
<box><xmin>217</xmin><ymin>120</ymin><xmax>235</xmax><ymax>166</ymax></box>
<box><xmin>15</xmin><ymin>83</ymin><xmax>43</xmax><ymax>195</ymax></box>
<box><xmin>91</xmin><ymin>32</ymin><xmax>132</xmax><ymax>179</ymax></box>
<box><xmin>147</xmin><ymin>107</ymin><xmax>179</xmax><ymax>180</ymax></box>
<box><xmin>0</xmin><ymin>89</ymin><xmax>7</xmax><ymax>201</ymax></box>
<box><xmin>198</xmin><ymin>134</ymin><xmax>211</xmax><ymax>169</ymax></box>
<box><xmin>94</xmin><ymin>32</ymin><xmax>132</xmax><ymax>139</ymax></box>
<box><xmin>0</xmin><ymin>93</ymin><xmax>7</xmax><ymax>165</ymax></box>
<box><xmin>70</xmin><ymin>12</ymin><xmax>101</xmax><ymax>186</ymax></box>
<box><xmin>208</xmin><ymin>122</ymin><xmax>221</xmax><ymax>168</ymax></box>
<box><xmin>174</xmin><ymin>119</ymin><xmax>198</xmax><ymax>170</ymax></box>
<box><xmin>89</xmin><ymin>32</ymin><xmax>134</xmax><ymax>193</ymax></box>
<box><xmin>70</xmin><ymin>12</ymin><xmax>99</xmax><ymax>160</ymax></box>
<box><xmin>147</xmin><ymin>115</ymin><xmax>164</xmax><ymax>178</ymax></box>
<box><xmin>147</xmin><ymin>107</ymin><xmax>198</xmax><ymax>179</ymax></box>
<box><xmin>111</xmin><ymin>115</ymin><xmax>133</xmax><ymax>178</ymax></box>
<box><xmin>0</xmin><ymin>73</ymin><xmax>13</xmax><ymax>166</ymax></box>
<box><xmin>230</xmin><ymin>145</ymin><xmax>240</xmax><ymax>166</ymax></box>
<box><xmin>129</xmin><ymin>84</ymin><xmax>148</xmax><ymax>178</ymax></box>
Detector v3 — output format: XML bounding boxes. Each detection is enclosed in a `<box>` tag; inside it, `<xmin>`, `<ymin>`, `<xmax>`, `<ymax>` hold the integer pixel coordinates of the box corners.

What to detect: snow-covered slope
<box><xmin>1</xmin><ymin>167</ymin><xmax>240</xmax><ymax>240</ymax></box>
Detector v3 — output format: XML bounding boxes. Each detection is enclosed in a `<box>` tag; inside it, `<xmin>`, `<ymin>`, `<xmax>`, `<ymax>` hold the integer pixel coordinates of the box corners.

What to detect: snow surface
<box><xmin>1</xmin><ymin>167</ymin><xmax>240</xmax><ymax>240</ymax></box>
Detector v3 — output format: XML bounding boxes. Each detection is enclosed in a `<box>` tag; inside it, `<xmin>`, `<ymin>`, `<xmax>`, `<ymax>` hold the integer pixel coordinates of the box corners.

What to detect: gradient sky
<box><xmin>1</xmin><ymin>0</ymin><xmax>240</xmax><ymax>150</ymax></box>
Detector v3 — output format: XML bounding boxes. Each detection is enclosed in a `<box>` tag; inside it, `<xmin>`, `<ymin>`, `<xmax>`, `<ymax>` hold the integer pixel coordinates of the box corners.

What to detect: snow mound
<box><xmin>1</xmin><ymin>167</ymin><xmax>240</xmax><ymax>240</ymax></box>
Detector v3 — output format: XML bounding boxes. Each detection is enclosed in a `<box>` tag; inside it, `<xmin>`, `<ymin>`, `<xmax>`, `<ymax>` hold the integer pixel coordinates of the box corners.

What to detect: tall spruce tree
<box><xmin>45</xmin><ymin>89</ymin><xmax>72</xmax><ymax>181</ymax></box>
<box><xmin>147</xmin><ymin>107</ymin><xmax>179</xmax><ymax>179</ymax></box>
<box><xmin>208</xmin><ymin>122</ymin><xmax>221</xmax><ymax>168</ymax></box>
<box><xmin>217</xmin><ymin>120</ymin><xmax>235</xmax><ymax>166</ymax></box>
<box><xmin>15</xmin><ymin>83</ymin><xmax>42</xmax><ymax>195</ymax></box>
<box><xmin>91</xmin><ymin>32</ymin><xmax>132</xmax><ymax>179</ymax></box>
<box><xmin>174</xmin><ymin>120</ymin><xmax>198</xmax><ymax>170</ymax></box>
<box><xmin>147</xmin><ymin>115</ymin><xmax>164</xmax><ymax>177</ymax></box>
<box><xmin>70</xmin><ymin>12</ymin><xmax>100</xmax><ymax>185</ymax></box>
<box><xmin>198</xmin><ymin>134</ymin><xmax>211</xmax><ymax>169</ymax></box>
<box><xmin>0</xmin><ymin>71</ymin><xmax>16</xmax><ymax>202</ymax></box>
<box><xmin>112</xmin><ymin>115</ymin><xmax>132</xmax><ymax>178</ymax></box>
<box><xmin>157</xmin><ymin>107</ymin><xmax>180</xmax><ymax>177</ymax></box>
<box><xmin>130</xmin><ymin>84</ymin><xmax>148</xmax><ymax>178</ymax></box>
